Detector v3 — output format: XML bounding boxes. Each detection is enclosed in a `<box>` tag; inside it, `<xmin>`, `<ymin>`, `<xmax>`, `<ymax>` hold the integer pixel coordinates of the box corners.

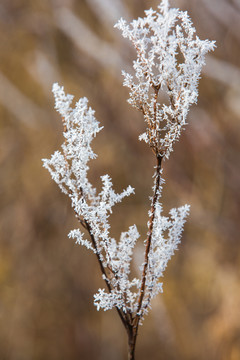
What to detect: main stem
<box><xmin>137</xmin><ymin>153</ymin><xmax>163</xmax><ymax>313</ymax></box>
<box><xmin>127</xmin><ymin>324</ymin><xmax>138</xmax><ymax>360</ymax></box>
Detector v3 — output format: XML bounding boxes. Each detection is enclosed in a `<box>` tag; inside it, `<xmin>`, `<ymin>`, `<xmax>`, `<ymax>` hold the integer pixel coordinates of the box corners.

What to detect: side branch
<box><xmin>82</xmin><ymin>219</ymin><xmax>129</xmax><ymax>331</ymax></box>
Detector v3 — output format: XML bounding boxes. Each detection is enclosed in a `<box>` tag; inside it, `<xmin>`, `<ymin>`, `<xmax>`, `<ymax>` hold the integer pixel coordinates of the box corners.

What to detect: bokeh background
<box><xmin>0</xmin><ymin>0</ymin><xmax>240</xmax><ymax>359</ymax></box>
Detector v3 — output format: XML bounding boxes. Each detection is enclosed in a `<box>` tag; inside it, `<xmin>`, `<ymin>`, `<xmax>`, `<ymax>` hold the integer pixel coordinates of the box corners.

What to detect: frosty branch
<box><xmin>43</xmin><ymin>1</ymin><xmax>215</xmax><ymax>359</ymax></box>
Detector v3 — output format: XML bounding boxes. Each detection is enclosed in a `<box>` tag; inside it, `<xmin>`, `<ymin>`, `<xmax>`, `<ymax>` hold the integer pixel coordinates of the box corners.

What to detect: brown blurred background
<box><xmin>0</xmin><ymin>0</ymin><xmax>240</xmax><ymax>359</ymax></box>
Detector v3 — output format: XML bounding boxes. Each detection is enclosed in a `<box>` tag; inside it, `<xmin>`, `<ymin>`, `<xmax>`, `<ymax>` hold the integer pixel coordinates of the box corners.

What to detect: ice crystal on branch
<box><xmin>140</xmin><ymin>202</ymin><xmax>190</xmax><ymax>316</ymax></box>
<box><xmin>115</xmin><ymin>0</ymin><xmax>216</xmax><ymax>158</ymax></box>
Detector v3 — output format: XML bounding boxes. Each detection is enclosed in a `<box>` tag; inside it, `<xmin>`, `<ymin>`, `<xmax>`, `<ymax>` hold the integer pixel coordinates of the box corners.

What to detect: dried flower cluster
<box><xmin>115</xmin><ymin>0</ymin><xmax>215</xmax><ymax>158</ymax></box>
<box><xmin>43</xmin><ymin>1</ymin><xmax>215</xmax><ymax>358</ymax></box>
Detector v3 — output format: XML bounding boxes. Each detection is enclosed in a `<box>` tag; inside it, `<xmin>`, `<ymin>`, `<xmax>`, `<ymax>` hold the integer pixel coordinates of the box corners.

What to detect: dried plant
<box><xmin>42</xmin><ymin>1</ymin><xmax>215</xmax><ymax>359</ymax></box>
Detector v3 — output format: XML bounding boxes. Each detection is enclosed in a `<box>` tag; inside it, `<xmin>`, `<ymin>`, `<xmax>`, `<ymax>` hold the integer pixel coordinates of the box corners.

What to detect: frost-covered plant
<box><xmin>43</xmin><ymin>1</ymin><xmax>215</xmax><ymax>359</ymax></box>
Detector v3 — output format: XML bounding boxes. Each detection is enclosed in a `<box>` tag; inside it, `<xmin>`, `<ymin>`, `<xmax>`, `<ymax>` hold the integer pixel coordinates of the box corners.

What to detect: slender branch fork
<box><xmin>128</xmin><ymin>153</ymin><xmax>163</xmax><ymax>360</ymax></box>
<box><xmin>73</xmin><ymin>79</ymin><xmax>163</xmax><ymax>359</ymax></box>
<box><xmin>75</xmin><ymin>152</ymin><xmax>163</xmax><ymax>360</ymax></box>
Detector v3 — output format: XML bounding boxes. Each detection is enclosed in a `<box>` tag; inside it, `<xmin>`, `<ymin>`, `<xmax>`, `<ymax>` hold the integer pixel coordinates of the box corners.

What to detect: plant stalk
<box><xmin>127</xmin><ymin>324</ymin><xmax>138</xmax><ymax>360</ymax></box>
<box><xmin>137</xmin><ymin>154</ymin><xmax>163</xmax><ymax>314</ymax></box>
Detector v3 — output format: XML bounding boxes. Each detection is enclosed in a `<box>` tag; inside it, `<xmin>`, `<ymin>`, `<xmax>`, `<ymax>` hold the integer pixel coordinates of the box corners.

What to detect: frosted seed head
<box><xmin>115</xmin><ymin>1</ymin><xmax>216</xmax><ymax>158</ymax></box>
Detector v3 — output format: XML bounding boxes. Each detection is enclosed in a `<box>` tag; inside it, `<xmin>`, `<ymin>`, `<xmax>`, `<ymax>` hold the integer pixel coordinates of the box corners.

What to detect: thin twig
<box><xmin>83</xmin><ymin>219</ymin><xmax>129</xmax><ymax>330</ymax></box>
<box><xmin>137</xmin><ymin>153</ymin><xmax>163</xmax><ymax>315</ymax></box>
